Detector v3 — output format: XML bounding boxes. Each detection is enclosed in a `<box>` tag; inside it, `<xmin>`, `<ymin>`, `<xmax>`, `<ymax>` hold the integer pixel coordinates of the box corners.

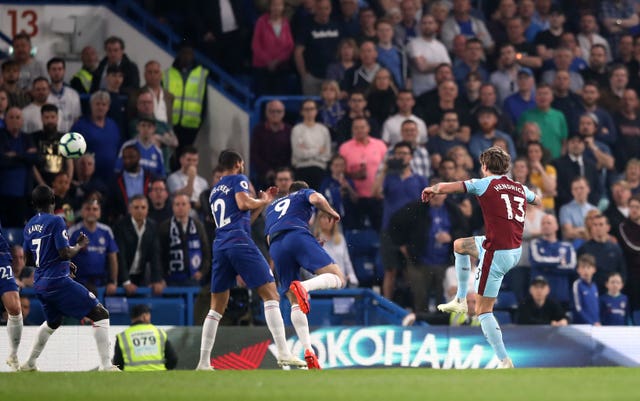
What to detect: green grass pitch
<box><xmin>1</xmin><ymin>368</ymin><xmax>639</xmax><ymax>401</ymax></box>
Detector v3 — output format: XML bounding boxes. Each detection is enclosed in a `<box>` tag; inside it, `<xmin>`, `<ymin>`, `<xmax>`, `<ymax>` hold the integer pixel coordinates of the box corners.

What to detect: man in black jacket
<box><xmin>516</xmin><ymin>276</ymin><xmax>568</xmax><ymax>326</ymax></box>
<box><xmin>388</xmin><ymin>181</ymin><xmax>469</xmax><ymax>317</ymax></box>
<box><xmin>113</xmin><ymin>195</ymin><xmax>164</xmax><ymax>296</ymax></box>
<box><xmin>90</xmin><ymin>36</ymin><xmax>140</xmax><ymax>94</ymax></box>
<box><xmin>553</xmin><ymin>135</ymin><xmax>601</xmax><ymax>209</ymax></box>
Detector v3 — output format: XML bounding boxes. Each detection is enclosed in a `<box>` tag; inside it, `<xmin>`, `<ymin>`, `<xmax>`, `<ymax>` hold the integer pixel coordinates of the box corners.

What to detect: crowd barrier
<box><xmin>1</xmin><ymin>325</ymin><xmax>638</xmax><ymax>371</ymax></box>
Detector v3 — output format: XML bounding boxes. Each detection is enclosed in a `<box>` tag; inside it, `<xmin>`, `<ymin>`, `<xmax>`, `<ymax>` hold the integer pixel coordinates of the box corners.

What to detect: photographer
<box><xmin>372</xmin><ymin>141</ymin><xmax>429</xmax><ymax>301</ymax></box>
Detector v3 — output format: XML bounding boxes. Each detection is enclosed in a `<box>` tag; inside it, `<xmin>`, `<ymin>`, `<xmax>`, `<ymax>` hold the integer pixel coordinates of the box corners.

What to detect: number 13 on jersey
<box><xmin>500</xmin><ymin>194</ymin><xmax>525</xmax><ymax>222</ymax></box>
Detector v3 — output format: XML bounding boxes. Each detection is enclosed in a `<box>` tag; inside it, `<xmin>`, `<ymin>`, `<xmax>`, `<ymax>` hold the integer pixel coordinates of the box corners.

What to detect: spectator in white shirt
<box><xmin>46</xmin><ymin>57</ymin><xmax>81</xmax><ymax>133</ymax></box>
<box><xmin>167</xmin><ymin>146</ymin><xmax>209</xmax><ymax>209</ymax></box>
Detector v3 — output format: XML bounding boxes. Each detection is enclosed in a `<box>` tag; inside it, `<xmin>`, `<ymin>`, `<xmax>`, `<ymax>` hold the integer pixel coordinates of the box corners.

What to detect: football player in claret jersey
<box><xmin>1</xmin><ymin>221</ymin><xmax>23</xmax><ymax>371</ymax></box>
<box><xmin>265</xmin><ymin>181</ymin><xmax>346</xmax><ymax>369</ymax></box>
<box><xmin>20</xmin><ymin>185</ymin><xmax>118</xmax><ymax>371</ymax></box>
<box><xmin>422</xmin><ymin>147</ymin><xmax>541</xmax><ymax>368</ymax></box>
<box><xmin>196</xmin><ymin>150</ymin><xmax>305</xmax><ymax>370</ymax></box>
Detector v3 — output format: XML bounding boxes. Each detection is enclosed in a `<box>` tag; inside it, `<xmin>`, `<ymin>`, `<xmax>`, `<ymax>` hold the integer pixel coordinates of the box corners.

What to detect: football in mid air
<box><xmin>58</xmin><ymin>132</ymin><xmax>87</xmax><ymax>159</ymax></box>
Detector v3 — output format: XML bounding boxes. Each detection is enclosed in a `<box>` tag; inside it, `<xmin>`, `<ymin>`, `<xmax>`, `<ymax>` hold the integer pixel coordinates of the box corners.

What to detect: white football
<box><xmin>58</xmin><ymin>132</ymin><xmax>87</xmax><ymax>159</ymax></box>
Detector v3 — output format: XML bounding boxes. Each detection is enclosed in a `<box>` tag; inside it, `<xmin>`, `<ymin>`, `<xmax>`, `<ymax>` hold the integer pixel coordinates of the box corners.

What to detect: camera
<box><xmin>386</xmin><ymin>157</ymin><xmax>405</xmax><ymax>173</ymax></box>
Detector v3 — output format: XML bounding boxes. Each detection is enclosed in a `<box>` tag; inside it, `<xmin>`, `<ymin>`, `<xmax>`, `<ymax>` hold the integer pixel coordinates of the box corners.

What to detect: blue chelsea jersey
<box><xmin>23</xmin><ymin>213</ymin><xmax>71</xmax><ymax>280</ymax></box>
<box><xmin>265</xmin><ymin>189</ymin><xmax>315</xmax><ymax>237</ymax></box>
<box><xmin>209</xmin><ymin>174</ymin><xmax>252</xmax><ymax>249</ymax></box>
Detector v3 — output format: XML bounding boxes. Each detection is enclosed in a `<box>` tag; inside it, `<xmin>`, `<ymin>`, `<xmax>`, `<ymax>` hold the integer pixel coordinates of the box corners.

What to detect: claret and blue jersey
<box><xmin>464</xmin><ymin>175</ymin><xmax>536</xmax><ymax>251</ymax></box>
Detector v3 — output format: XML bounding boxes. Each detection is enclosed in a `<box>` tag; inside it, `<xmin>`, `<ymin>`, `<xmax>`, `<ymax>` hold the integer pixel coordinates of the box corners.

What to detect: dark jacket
<box><xmin>113</xmin><ymin>216</ymin><xmax>162</xmax><ymax>285</ymax></box>
<box><xmin>388</xmin><ymin>200</ymin><xmax>468</xmax><ymax>264</ymax></box>
<box><xmin>90</xmin><ymin>54</ymin><xmax>140</xmax><ymax>94</ymax></box>
<box><xmin>553</xmin><ymin>154</ymin><xmax>601</xmax><ymax>208</ymax></box>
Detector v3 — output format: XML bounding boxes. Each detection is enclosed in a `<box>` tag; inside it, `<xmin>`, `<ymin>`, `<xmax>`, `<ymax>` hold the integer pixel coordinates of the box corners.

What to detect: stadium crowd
<box><xmin>2</xmin><ymin>0</ymin><xmax>640</xmax><ymax>327</ymax></box>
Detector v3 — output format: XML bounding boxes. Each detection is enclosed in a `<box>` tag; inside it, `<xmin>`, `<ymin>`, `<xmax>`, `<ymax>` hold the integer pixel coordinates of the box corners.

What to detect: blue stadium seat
<box><xmin>344</xmin><ymin>229</ymin><xmax>383</xmax><ymax>287</ymax></box>
<box><xmin>1</xmin><ymin>227</ymin><xmax>24</xmax><ymax>246</ymax></box>
<box><xmin>494</xmin><ymin>310</ymin><xmax>512</xmax><ymax>325</ymax></box>
<box><xmin>27</xmin><ymin>298</ymin><xmax>46</xmax><ymax>325</ymax></box>
<box><xmin>633</xmin><ymin>310</ymin><xmax>640</xmax><ymax>326</ymax></box>
<box><xmin>106</xmin><ymin>298</ymin><xmax>186</xmax><ymax>325</ymax></box>
<box><xmin>495</xmin><ymin>291</ymin><xmax>518</xmax><ymax>310</ymax></box>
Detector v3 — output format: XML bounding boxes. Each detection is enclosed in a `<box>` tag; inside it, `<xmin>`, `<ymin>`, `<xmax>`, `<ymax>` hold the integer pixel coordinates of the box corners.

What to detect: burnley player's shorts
<box><xmin>210</xmin><ymin>244</ymin><xmax>274</xmax><ymax>293</ymax></box>
<box><xmin>269</xmin><ymin>229</ymin><xmax>334</xmax><ymax>292</ymax></box>
<box><xmin>473</xmin><ymin>236</ymin><xmax>522</xmax><ymax>298</ymax></box>
<box><xmin>0</xmin><ymin>264</ymin><xmax>18</xmax><ymax>296</ymax></box>
<box><xmin>35</xmin><ymin>276</ymin><xmax>99</xmax><ymax>323</ymax></box>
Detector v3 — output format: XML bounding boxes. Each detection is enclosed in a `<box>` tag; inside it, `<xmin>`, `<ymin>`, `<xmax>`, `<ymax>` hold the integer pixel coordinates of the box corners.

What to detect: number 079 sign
<box><xmin>0</xmin><ymin>6</ymin><xmax>42</xmax><ymax>39</ymax></box>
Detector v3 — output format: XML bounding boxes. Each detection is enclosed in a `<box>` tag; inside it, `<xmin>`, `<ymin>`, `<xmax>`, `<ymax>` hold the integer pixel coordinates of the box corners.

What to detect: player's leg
<box><xmin>21</xmin><ymin>297</ymin><xmax>61</xmax><ymax>372</ymax></box>
<box><xmin>475</xmin><ymin>249</ymin><xmax>520</xmax><ymax>368</ymax></box>
<box><xmin>269</xmin><ymin>237</ymin><xmax>318</xmax><ymax>368</ymax></box>
<box><xmin>289</xmin><ymin>232</ymin><xmax>346</xmax><ymax>313</ymax></box>
<box><xmin>2</xmin><ymin>284</ymin><xmax>23</xmax><ymax>371</ymax></box>
<box><xmin>196</xmin><ymin>290</ymin><xmax>229</xmax><ymax>370</ymax></box>
<box><xmin>2</xmin><ymin>291</ymin><xmax>22</xmax><ymax>370</ymax></box>
<box><xmin>197</xmin><ymin>249</ymin><xmax>233</xmax><ymax>370</ymax></box>
<box><xmin>255</xmin><ymin>281</ymin><xmax>305</xmax><ymax>367</ymax></box>
<box><xmin>86</xmin><ymin>303</ymin><xmax>117</xmax><ymax>371</ymax></box>
<box><xmin>437</xmin><ymin>236</ymin><xmax>482</xmax><ymax>313</ymax></box>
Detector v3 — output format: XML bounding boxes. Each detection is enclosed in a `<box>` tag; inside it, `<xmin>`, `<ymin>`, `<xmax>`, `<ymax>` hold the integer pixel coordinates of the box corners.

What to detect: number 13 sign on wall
<box><xmin>0</xmin><ymin>6</ymin><xmax>41</xmax><ymax>39</ymax></box>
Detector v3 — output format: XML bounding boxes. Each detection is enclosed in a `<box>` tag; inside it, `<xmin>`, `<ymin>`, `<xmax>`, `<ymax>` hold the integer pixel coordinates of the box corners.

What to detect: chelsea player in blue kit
<box><xmin>196</xmin><ymin>150</ymin><xmax>305</xmax><ymax>370</ymax></box>
<box><xmin>1</xmin><ymin>221</ymin><xmax>23</xmax><ymax>371</ymax></box>
<box><xmin>265</xmin><ymin>180</ymin><xmax>346</xmax><ymax>369</ymax></box>
<box><xmin>20</xmin><ymin>185</ymin><xmax>118</xmax><ymax>371</ymax></box>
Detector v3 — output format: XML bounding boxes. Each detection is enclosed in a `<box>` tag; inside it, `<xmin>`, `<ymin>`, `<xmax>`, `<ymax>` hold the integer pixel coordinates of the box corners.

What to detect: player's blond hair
<box><xmin>479</xmin><ymin>146</ymin><xmax>511</xmax><ymax>175</ymax></box>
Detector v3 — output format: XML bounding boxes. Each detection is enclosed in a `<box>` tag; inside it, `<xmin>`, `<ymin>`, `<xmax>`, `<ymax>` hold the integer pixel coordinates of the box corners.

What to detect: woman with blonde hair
<box><xmin>318</xmin><ymin>80</ymin><xmax>346</xmax><ymax>130</ymax></box>
<box><xmin>313</xmin><ymin>210</ymin><xmax>359</xmax><ymax>287</ymax></box>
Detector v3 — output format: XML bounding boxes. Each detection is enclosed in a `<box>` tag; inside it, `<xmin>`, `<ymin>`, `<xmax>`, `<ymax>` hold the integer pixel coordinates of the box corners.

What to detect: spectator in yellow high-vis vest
<box><xmin>113</xmin><ymin>304</ymin><xmax>178</xmax><ymax>371</ymax></box>
<box><xmin>162</xmin><ymin>44</ymin><xmax>208</xmax><ymax>153</ymax></box>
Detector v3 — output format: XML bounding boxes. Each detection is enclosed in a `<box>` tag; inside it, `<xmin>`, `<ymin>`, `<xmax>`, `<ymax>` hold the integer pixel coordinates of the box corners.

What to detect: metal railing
<box><xmin>0</xmin><ymin>0</ymin><xmax>254</xmax><ymax>109</ymax></box>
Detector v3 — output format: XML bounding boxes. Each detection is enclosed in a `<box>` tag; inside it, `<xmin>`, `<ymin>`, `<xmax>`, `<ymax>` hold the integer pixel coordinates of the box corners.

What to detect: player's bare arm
<box><xmin>529</xmin><ymin>194</ymin><xmax>543</xmax><ymax>206</ymax></box>
<box><xmin>309</xmin><ymin>192</ymin><xmax>341</xmax><ymax>221</ymax></box>
<box><xmin>58</xmin><ymin>232</ymin><xmax>89</xmax><ymax>260</ymax></box>
<box><xmin>422</xmin><ymin>181</ymin><xmax>465</xmax><ymax>203</ymax></box>
<box><xmin>235</xmin><ymin>187</ymin><xmax>278</xmax><ymax>211</ymax></box>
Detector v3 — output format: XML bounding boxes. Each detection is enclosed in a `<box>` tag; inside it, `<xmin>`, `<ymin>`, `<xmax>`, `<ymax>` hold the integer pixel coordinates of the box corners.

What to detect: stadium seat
<box><xmin>344</xmin><ymin>229</ymin><xmax>383</xmax><ymax>287</ymax></box>
<box><xmin>27</xmin><ymin>298</ymin><xmax>46</xmax><ymax>325</ymax></box>
<box><xmin>107</xmin><ymin>298</ymin><xmax>186</xmax><ymax>325</ymax></box>
<box><xmin>633</xmin><ymin>310</ymin><xmax>640</xmax><ymax>326</ymax></box>
<box><xmin>1</xmin><ymin>227</ymin><xmax>24</xmax><ymax>246</ymax></box>
<box><xmin>495</xmin><ymin>291</ymin><xmax>518</xmax><ymax>310</ymax></box>
<box><xmin>493</xmin><ymin>310</ymin><xmax>512</xmax><ymax>325</ymax></box>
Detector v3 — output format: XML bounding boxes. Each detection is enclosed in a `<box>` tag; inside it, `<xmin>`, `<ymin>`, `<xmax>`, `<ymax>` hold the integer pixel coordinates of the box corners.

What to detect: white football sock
<box><xmin>7</xmin><ymin>313</ymin><xmax>23</xmax><ymax>357</ymax></box>
<box><xmin>264</xmin><ymin>300</ymin><xmax>290</xmax><ymax>359</ymax></box>
<box><xmin>93</xmin><ymin>319</ymin><xmax>112</xmax><ymax>369</ymax></box>
<box><xmin>291</xmin><ymin>305</ymin><xmax>312</xmax><ymax>351</ymax></box>
<box><xmin>198</xmin><ymin>309</ymin><xmax>222</xmax><ymax>367</ymax></box>
<box><xmin>27</xmin><ymin>322</ymin><xmax>56</xmax><ymax>365</ymax></box>
<box><xmin>302</xmin><ymin>273</ymin><xmax>343</xmax><ymax>292</ymax></box>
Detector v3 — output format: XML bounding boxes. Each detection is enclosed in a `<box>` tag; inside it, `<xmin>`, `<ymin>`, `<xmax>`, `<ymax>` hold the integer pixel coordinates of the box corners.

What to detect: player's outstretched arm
<box><xmin>309</xmin><ymin>192</ymin><xmax>341</xmax><ymax>221</ymax></box>
<box><xmin>421</xmin><ymin>181</ymin><xmax>465</xmax><ymax>203</ymax></box>
<box><xmin>59</xmin><ymin>232</ymin><xmax>89</xmax><ymax>260</ymax></box>
<box><xmin>235</xmin><ymin>187</ymin><xmax>278</xmax><ymax>211</ymax></box>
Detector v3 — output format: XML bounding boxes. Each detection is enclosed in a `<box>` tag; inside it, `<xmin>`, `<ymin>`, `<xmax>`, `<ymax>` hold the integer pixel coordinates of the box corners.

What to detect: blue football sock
<box><xmin>454</xmin><ymin>252</ymin><xmax>471</xmax><ymax>300</ymax></box>
<box><xmin>479</xmin><ymin>313</ymin><xmax>508</xmax><ymax>361</ymax></box>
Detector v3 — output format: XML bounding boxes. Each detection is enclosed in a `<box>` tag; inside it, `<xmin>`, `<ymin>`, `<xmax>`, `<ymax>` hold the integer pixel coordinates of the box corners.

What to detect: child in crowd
<box><xmin>599</xmin><ymin>272</ymin><xmax>630</xmax><ymax>326</ymax></box>
<box><xmin>318</xmin><ymin>80</ymin><xmax>345</xmax><ymax>131</ymax></box>
<box><xmin>572</xmin><ymin>254</ymin><xmax>600</xmax><ymax>325</ymax></box>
